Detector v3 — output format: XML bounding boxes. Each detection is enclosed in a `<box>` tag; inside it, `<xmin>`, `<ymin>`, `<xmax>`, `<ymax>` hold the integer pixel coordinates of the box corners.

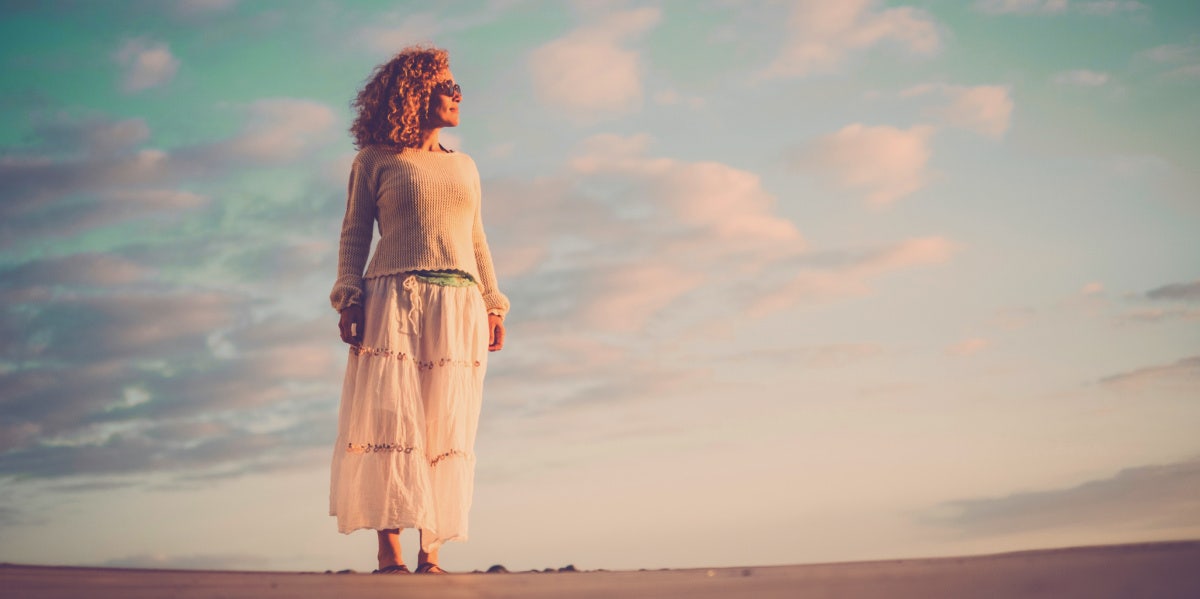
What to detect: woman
<box><xmin>329</xmin><ymin>46</ymin><xmax>508</xmax><ymax>575</ymax></box>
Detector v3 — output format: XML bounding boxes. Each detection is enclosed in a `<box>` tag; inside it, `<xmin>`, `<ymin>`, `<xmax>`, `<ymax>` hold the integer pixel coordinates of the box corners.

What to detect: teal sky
<box><xmin>1</xmin><ymin>0</ymin><xmax>1198</xmax><ymax>573</ymax></box>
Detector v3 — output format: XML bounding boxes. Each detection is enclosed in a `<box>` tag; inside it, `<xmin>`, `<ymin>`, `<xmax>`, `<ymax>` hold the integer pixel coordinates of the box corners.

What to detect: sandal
<box><xmin>372</xmin><ymin>564</ymin><xmax>411</xmax><ymax>574</ymax></box>
<box><xmin>415</xmin><ymin>562</ymin><xmax>447</xmax><ymax>574</ymax></box>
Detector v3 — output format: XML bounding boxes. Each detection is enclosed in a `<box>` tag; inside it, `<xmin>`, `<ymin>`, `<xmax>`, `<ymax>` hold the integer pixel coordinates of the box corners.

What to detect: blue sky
<box><xmin>1</xmin><ymin>0</ymin><xmax>1198</xmax><ymax>573</ymax></box>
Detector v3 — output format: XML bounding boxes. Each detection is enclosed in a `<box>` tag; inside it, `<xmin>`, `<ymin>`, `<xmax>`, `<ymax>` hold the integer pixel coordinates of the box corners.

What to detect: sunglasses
<box><xmin>433</xmin><ymin>80</ymin><xmax>462</xmax><ymax>98</ymax></box>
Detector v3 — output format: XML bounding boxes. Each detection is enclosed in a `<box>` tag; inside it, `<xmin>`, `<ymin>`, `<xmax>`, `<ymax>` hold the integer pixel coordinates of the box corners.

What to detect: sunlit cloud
<box><xmin>749</xmin><ymin>236</ymin><xmax>955</xmax><ymax>316</ymax></box>
<box><xmin>176</xmin><ymin>0</ymin><xmax>239</xmax><ymax>16</ymax></box>
<box><xmin>528</xmin><ymin>8</ymin><xmax>661</xmax><ymax>120</ymax></box>
<box><xmin>975</xmin><ymin>0</ymin><xmax>1068</xmax><ymax>14</ymax></box>
<box><xmin>1053</xmin><ymin>69</ymin><xmax>1111</xmax><ymax>86</ymax></box>
<box><xmin>215</xmin><ymin>98</ymin><xmax>337</xmax><ymax>164</ymax></box>
<box><xmin>902</xmin><ymin>83</ymin><xmax>1014</xmax><ymax>138</ymax></box>
<box><xmin>947</xmin><ymin>337</ymin><xmax>990</xmax><ymax>356</ymax></box>
<box><xmin>1075</xmin><ymin>1</ymin><xmax>1148</xmax><ymax>15</ymax></box>
<box><xmin>114</xmin><ymin>38</ymin><xmax>180</xmax><ymax>93</ymax></box>
<box><xmin>1141</xmin><ymin>43</ymin><xmax>1199</xmax><ymax>63</ymax></box>
<box><xmin>359</xmin><ymin>12</ymin><xmax>443</xmax><ymax>52</ymax></box>
<box><xmin>763</xmin><ymin>0</ymin><xmax>940</xmax><ymax>78</ymax></box>
<box><xmin>792</xmin><ymin>123</ymin><xmax>935</xmax><ymax>204</ymax></box>
<box><xmin>977</xmin><ymin>0</ymin><xmax>1147</xmax><ymax>15</ymax></box>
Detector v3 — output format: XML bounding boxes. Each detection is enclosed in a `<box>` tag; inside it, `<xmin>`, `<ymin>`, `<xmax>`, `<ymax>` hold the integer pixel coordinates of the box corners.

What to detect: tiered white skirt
<box><xmin>329</xmin><ymin>273</ymin><xmax>488</xmax><ymax>552</ymax></box>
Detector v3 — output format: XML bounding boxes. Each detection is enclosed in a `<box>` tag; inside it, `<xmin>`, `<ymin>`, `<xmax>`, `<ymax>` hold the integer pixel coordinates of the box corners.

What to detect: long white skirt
<box><xmin>329</xmin><ymin>273</ymin><xmax>488</xmax><ymax>552</ymax></box>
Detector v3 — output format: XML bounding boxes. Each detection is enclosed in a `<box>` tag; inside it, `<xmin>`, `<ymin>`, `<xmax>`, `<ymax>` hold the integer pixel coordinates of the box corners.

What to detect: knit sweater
<box><xmin>330</xmin><ymin>146</ymin><xmax>510</xmax><ymax>316</ymax></box>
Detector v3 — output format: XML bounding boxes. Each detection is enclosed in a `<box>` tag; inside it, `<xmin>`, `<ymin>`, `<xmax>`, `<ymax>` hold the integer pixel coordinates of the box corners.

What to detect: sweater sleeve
<box><xmin>329</xmin><ymin>153</ymin><xmax>376</xmax><ymax>313</ymax></box>
<box><xmin>471</xmin><ymin>170</ymin><xmax>510</xmax><ymax>318</ymax></box>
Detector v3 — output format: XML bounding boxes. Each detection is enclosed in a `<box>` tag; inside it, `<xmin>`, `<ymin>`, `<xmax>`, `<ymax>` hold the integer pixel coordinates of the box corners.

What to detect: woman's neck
<box><xmin>414</xmin><ymin>129</ymin><xmax>446</xmax><ymax>152</ymax></box>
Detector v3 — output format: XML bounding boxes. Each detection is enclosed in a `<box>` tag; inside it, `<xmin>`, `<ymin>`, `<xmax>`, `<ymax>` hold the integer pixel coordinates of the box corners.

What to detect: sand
<box><xmin>3</xmin><ymin>540</ymin><xmax>1198</xmax><ymax>599</ymax></box>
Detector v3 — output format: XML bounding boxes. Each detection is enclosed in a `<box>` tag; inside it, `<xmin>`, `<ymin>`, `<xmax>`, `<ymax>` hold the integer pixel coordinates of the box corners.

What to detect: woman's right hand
<box><xmin>338</xmin><ymin>305</ymin><xmax>364</xmax><ymax>345</ymax></box>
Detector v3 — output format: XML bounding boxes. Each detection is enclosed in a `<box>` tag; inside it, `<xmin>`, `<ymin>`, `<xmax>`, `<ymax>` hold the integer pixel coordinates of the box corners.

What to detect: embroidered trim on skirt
<box><xmin>329</xmin><ymin>273</ymin><xmax>488</xmax><ymax>552</ymax></box>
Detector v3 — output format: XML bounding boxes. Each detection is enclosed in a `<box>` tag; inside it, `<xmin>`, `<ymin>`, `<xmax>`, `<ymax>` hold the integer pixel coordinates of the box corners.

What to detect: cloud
<box><xmin>947</xmin><ymin>337</ymin><xmax>989</xmax><ymax>356</ymax></box>
<box><xmin>1098</xmin><ymin>356</ymin><xmax>1200</xmax><ymax>389</ymax></box>
<box><xmin>201</xmin><ymin>98</ymin><xmax>338</xmax><ymax>165</ymax></box>
<box><xmin>359</xmin><ymin>12</ymin><xmax>443</xmax><ymax>52</ymax></box>
<box><xmin>901</xmin><ymin>83</ymin><xmax>1013</xmax><ymax>138</ymax></box>
<box><xmin>975</xmin><ymin>0</ymin><xmax>1068</xmax><ymax>14</ymax></box>
<box><xmin>976</xmin><ymin>0</ymin><xmax>1147</xmax><ymax>15</ymax></box>
<box><xmin>114</xmin><ymin>38</ymin><xmax>180</xmax><ymax>93</ymax></box>
<box><xmin>792</xmin><ymin>123</ymin><xmax>935</xmax><ymax>204</ymax></box>
<box><xmin>722</xmin><ymin>343</ymin><xmax>885</xmax><ymax>370</ymax></box>
<box><xmin>1113</xmin><ymin>307</ymin><xmax>1200</xmax><ymax>326</ymax></box>
<box><xmin>1075</xmin><ymin>1</ymin><xmax>1148</xmax><ymax>15</ymax></box>
<box><xmin>763</xmin><ymin>0</ymin><xmax>940</xmax><ymax>78</ymax></box>
<box><xmin>1053</xmin><ymin>69</ymin><xmax>1111</xmax><ymax>86</ymax></box>
<box><xmin>176</xmin><ymin>0</ymin><xmax>239</xmax><ymax>16</ymax></box>
<box><xmin>356</xmin><ymin>4</ymin><xmax>517</xmax><ymax>54</ymax></box>
<box><xmin>748</xmin><ymin>236</ymin><xmax>955</xmax><ymax>316</ymax></box>
<box><xmin>1141</xmin><ymin>43</ymin><xmax>1199</xmax><ymax>64</ymax></box>
<box><xmin>927</xmin><ymin>458</ymin><xmax>1200</xmax><ymax>535</ymax></box>
<box><xmin>1146</xmin><ymin>280</ymin><xmax>1200</xmax><ymax>303</ymax></box>
<box><xmin>528</xmin><ymin>8</ymin><xmax>661</xmax><ymax>120</ymax></box>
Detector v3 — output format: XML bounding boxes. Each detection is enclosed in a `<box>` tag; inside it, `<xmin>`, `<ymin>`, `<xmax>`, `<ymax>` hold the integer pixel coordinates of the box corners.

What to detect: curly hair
<box><xmin>350</xmin><ymin>46</ymin><xmax>450</xmax><ymax>149</ymax></box>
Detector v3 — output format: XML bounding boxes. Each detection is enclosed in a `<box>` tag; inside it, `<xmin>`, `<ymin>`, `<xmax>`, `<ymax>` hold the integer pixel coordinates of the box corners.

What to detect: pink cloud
<box><xmin>975</xmin><ymin>0</ymin><xmax>1068</xmax><ymax>15</ymax></box>
<box><xmin>221</xmin><ymin>99</ymin><xmax>336</xmax><ymax>163</ymax></box>
<box><xmin>528</xmin><ymin>8</ymin><xmax>660</xmax><ymax>120</ymax></box>
<box><xmin>114</xmin><ymin>38</ymin><xmax>180</xmax><ymax>93</ymax></box>
<box><xmin>569</xmin><ymin>134</ymin><xmax>805</xmax><ymax>260</ymax></box>
<box><xmin>763</xmin><ymin>0</ymin><xmax>940</xmax><ymax>78</ymax></box>
<box><xmin>581</xmin><ymin>264</ymin><xmax>706</xmax><ymax>334</ymax></box>
<box><xmin>750</xmin><ymin>236</ymin><xmax>955</xmax><ymax>315</ymax></box>
<box><xmin>902</xmin><ymin>83</ymin><xmax>1013</xmax><ymax>138</ymax></box>
<box><xmin>947</xmin><ymin>337</ymin><xmax>990</xmax><ymax>356</ymax></box>
<box><xmin>795</xmin><ymin>123</ymin><xmax>935</xmax><ymax>204</ymax></box>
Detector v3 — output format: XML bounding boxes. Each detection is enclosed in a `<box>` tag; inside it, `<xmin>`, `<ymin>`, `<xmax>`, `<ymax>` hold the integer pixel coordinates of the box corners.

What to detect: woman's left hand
<box><xmin>488</xmin><ymin>314</ymin><xmax>505</xmax><ymax>352</ymax></box>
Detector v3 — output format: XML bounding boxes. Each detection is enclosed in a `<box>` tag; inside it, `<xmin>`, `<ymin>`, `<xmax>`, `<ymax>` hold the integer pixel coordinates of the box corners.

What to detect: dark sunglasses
<box><xmin>433</xmin><ymin>80</ymin><xmax>461</xmax><ymax>97</ymax></box>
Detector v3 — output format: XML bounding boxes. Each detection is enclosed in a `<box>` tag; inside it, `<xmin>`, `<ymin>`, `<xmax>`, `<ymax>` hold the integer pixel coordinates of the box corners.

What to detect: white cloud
<box><xmin>975</xmin><ymin>0</ymin><xmax>1067</xmax><ymax>14</ymax></box>
<box><xmin>176</xmin><ymin>0</ymin><xmax>238</xmax><ymax>16</ymax></box>
<box><xmin>1053</xmin><ymin>69</ymin><xmax>1110</xmax><ymax>86</ymax></box>
<box><xmin>360</xmin><ymin>12</ymin><xmax>443</xmax><ymax>53</ymax></box>
<box><xmin>220</xmin><ymin>99</ymin><xmax>337</xmax><ymax>164</ymax></box>
<box><xmin>1075</xmin><ymin>1</ymin><xmax>1147</xmax><ymax>15</ymax></box>
<box><xmin>903</xmin><ymin>83</ymin><xmax>1013</xmax><ymax>138</ymax></box>
<box><xmin>1165</xmin><ymin>64</ymin><xmax>1200</xmax><ymax>80</ymax></box>
<box><xmin>1141</xmin><ymin>43</ymin><xmax>1198</xmax><ymax>63</ymax></box>
<box><xmin>794</xmin><ymin>123</ymin><xmax>935</xmax><ymax>204</ymax></box>
<box><xmin>763</xmin><ymin>0</ymin><xmax>940</xmax><ymax>78</ymax></box>
<box><xmin>528</xmin><ymin>8</ymin><xmax>660</xmax><ymax>121</ymax></box>
<box><xmin>114</xmin><ymin>39</ymin><xmax>180</xmax><ymax>93</ymax></box>
<box><xmin>976</xmin><ymin>0</ymin><xmax>1146</xmax><ymax>15</ymax></box>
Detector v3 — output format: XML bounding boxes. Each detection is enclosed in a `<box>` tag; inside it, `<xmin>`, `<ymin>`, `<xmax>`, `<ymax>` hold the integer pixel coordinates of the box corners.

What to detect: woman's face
<box><xmin>426</xmin><ymin>69</ymin><xmax>461</xmax><ymax>129</ymax></box>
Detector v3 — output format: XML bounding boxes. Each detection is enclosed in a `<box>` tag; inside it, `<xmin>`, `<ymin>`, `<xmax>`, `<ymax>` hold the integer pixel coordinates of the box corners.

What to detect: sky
<box><xmin>1</xmin><ymin>0</ymin><xmax>1198</xmax><ymax>574</ymax></box>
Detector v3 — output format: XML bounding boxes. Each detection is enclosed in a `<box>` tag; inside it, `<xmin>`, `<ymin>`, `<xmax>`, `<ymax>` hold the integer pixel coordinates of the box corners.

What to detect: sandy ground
<box><xmin>3</xmin><ymin>540</ymin><xmax>1198</xmax><ymax>599</ymax></box>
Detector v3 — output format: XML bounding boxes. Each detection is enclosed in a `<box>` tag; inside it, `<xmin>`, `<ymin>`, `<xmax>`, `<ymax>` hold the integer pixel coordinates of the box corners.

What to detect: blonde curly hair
<box><xmin>350</xmin><ymin>46</ymin><xmax>450</xmax><ymax>149</ymax></box>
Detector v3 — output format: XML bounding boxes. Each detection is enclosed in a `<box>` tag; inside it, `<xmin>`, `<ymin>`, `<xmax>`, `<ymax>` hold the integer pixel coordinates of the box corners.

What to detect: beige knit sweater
<box><xmin>330</xmin><ymin>146</ymin><xmax>510</xmax><ymax>316</ymax></box>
